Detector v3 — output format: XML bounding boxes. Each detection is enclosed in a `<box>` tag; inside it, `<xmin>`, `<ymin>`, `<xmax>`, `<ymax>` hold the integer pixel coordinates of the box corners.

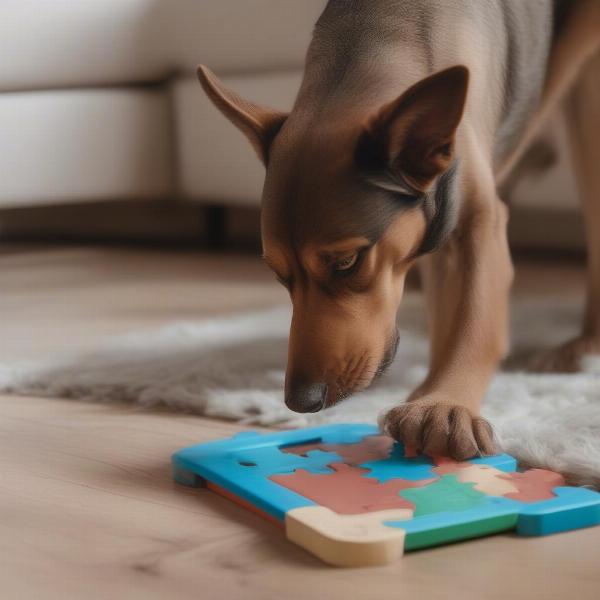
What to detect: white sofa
<box><xmin>0</xmin><ymin>0</ymin><xmax>326</xmax><ymax>209</ymax></box>
<box><xmin>0</xmin><ymin>0</ymin><xmax>582</xmax><ymax>250</ymax></box>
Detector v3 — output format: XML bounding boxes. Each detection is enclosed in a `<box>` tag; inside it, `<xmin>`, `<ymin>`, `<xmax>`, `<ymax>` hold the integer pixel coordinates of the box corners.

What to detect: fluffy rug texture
<box><xmin>2</xmin><ymin>293</ymin><xmax>600</xmax><ymax>486</ymax></box>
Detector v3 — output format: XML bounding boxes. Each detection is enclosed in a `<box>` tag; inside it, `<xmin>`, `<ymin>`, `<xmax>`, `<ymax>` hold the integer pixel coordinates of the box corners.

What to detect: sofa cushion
<box><xmin>0</xmin><ymin>88</ymin><xmax>172</xmax><ymax>206</ymax></box>
<box><xmin>1</xmin><ymin>0</ymin><xmax>325</xmax><ymax>91</ymax></box>
<box><xmin>172</xmin><ymin>72</ymin><xmax>302</xmax><ymax>207</ymax></box>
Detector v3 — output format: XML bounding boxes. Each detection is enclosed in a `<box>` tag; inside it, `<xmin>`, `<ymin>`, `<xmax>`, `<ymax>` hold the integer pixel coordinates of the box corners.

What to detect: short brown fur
<box><xmin>197</xmin><ymin>0</ymin><xmax>600</xmax><ymax>459</ymax></box>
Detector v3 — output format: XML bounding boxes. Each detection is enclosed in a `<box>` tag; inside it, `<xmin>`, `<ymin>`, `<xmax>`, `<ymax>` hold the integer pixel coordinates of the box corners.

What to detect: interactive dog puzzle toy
<box><xmin>172</xmin><ymin>424</ymin><xmax>600</xmax><ymax>567</ymax></box>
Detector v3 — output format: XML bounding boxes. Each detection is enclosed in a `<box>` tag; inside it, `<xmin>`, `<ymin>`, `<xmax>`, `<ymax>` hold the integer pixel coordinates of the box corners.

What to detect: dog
<box><xmin>198</xmin><ymin>0</ymin><xmax>600</xmax><ymax>459</ymax></box>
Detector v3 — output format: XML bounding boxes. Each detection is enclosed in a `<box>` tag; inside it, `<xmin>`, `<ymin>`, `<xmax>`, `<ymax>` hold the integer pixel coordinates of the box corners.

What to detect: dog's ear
<box><xmin>197</xmin><ymin>65</ymin><xmax>288</xmax><ymax>165</ymax></box>
<box><xmin>356</xmin><ymin>65</ymin><xmax>469</xmax><ymax>193</ymax></box>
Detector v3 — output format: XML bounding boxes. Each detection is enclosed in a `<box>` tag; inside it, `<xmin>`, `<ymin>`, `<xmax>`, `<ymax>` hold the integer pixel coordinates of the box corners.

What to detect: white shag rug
<box><xmin>1</xmin><ymin>293</ymin><xmax>600</xmax><ymax>487</ymax></box>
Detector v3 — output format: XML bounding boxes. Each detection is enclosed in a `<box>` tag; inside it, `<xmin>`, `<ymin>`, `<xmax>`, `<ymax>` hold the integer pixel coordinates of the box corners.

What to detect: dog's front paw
<box><xmin>381</xmin><ymin>398</ymin><xmax>496</xmax><ymax>460</ymax></box>
<box><xmin>528</xmin><ymin>336</ymin><xmax>600</xmax><ymax>373</ymax></box>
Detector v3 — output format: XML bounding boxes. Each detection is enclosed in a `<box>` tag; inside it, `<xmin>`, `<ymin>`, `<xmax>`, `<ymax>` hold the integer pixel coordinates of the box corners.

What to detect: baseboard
<box><xmin>508</xmin><ymin>206</ymin><xmax>584</xmax><ymax>255</ymax></box>
<box><xmin>0</xmin><ymin>200</ymin><xmax>260</xmax><ymax>250</ymax></box>
<box><xmin>0</xmin><ymin>201</ymin><xmax>585</xmax><ymax>256</ymax></box>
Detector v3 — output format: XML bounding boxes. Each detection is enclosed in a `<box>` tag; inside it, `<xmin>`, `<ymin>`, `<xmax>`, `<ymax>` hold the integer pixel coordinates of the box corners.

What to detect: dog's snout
<box><xmin>285</xmin><ymin>379</ymin><xmax>328</xmax><ymax>413</ymax></box>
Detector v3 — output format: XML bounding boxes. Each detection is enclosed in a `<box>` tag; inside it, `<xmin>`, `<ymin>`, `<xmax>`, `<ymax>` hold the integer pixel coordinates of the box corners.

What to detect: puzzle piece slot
<box><xmin>282</xmin><ymin>435</ymin><xmax>394</xmax><ymax>465</ymax></box>
<box><xmin>278</xmin><ymin>438</ymin><xmax>323</xmax><ymax>454</ymax></box>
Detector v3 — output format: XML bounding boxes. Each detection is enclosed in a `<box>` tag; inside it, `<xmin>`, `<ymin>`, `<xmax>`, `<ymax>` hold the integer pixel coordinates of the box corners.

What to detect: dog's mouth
<box><xmin>323</xmin><ymin>328</ymin><xmax>400</xmax><ymax>409</ymax></box>
<box><xmin>375</xmin><ymin>327</ymin><xmax>400</xmax><ymax>380</ymax></box>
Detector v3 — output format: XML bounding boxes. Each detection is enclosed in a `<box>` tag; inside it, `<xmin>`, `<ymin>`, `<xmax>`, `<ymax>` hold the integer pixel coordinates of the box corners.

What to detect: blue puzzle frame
<box><xmin>172</xmin><ymin>424</ymin><xmax>600</xmax><ymax>549</ymax></box>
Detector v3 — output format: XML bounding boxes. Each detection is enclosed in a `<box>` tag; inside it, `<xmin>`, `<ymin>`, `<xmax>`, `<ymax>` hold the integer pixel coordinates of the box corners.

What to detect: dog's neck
<box><xmin>291</xmin><ymin>1</ymin><xmax>448</xmax><ymax>125</ymax></box>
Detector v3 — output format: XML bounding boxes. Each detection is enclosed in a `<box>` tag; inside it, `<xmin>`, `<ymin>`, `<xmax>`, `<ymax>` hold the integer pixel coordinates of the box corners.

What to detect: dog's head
<box><xmin>198</xmin><ymin>65</ymin><xmax>468</xmax><ymax>412</ymax></box>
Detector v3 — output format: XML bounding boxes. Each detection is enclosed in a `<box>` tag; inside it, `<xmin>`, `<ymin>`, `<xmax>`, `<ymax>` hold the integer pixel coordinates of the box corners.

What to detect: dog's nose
<box><xmin>285</xmin><ymin>379</ymin><xmax>328</xmax><ymax>413</ymax></box>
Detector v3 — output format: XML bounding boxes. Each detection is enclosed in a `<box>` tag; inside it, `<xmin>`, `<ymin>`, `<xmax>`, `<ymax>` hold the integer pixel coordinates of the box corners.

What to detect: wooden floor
<box><xmin>1</xmin><ymin>245</ymin><xmax>598</xmax><ymax>600</ymax></box>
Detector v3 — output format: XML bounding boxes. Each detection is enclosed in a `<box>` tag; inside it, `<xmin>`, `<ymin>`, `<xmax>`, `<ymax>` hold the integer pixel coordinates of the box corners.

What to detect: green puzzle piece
<box><xmin>400</xmin><ymin>474</ymin><xmax>487</xmax><ymax>516</ymax></box>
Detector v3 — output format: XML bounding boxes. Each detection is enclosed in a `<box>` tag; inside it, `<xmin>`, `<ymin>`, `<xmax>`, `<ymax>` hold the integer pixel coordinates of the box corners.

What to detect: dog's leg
<box><xmin>497</xmin><ymin>0</ymin><xmax>600</xmax><ymax>185</ymax></box>
<box><xmin>383</xmin><ymin>153</ymin><xmax>513</xmax><ymax>459</ymax></box>
<box><xmin>529</xmin><ymin>51</ymin><xmax>600</xmax><ymax>373</ymax></box>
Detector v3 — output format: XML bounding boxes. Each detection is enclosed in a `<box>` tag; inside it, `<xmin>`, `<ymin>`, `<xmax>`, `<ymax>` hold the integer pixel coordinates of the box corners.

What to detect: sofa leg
<box><xmin>205</xmin><ymin>205</ymin><xmax>227</xmax><ymax>248</ymax></box>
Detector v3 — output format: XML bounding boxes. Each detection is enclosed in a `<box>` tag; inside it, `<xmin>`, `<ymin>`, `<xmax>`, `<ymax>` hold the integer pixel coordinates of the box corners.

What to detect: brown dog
<box><xmin>198</xmin><ymin>1</ymin><xmax>600</xmax><ymax>459</ymax></box>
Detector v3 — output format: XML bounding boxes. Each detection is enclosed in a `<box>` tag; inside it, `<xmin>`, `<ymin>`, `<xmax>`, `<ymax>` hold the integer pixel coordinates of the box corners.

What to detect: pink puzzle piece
<box><xmin>282</xmin><ymin>435</ymin><xmax>394</xmax><ymax>465</ymax></box>
<box><xmin>433</xmin><ymin>458</ymin><xmax>565</xmax><ymax>502</ymax></box>
<box><xmin>270</xmin><ymin>462</ymin><xmax>434</xmax><ymax>514</ymax></box>
<box><xmin>432</xmin><ymin>457</ymin><xmax>475</xmax><ymax>474</ymax></box>
<box><xmin>501</xmin><ymin>469</ymin><xmax>566</xmax><ymax>502</ymax></box>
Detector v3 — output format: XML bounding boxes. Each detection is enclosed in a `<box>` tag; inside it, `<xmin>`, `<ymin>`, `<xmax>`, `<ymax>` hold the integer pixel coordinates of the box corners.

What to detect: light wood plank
<box><xmin>1</xmin><ymin>396</ymin><xmax>599</xmax><ymax>600</ymax></box>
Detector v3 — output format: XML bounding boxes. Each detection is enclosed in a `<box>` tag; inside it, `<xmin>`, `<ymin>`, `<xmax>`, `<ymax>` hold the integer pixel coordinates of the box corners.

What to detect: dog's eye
<box><xmin>332</xmin><ymin>254</ymin><xmax>358</xmax><ymax>272</ymax></box>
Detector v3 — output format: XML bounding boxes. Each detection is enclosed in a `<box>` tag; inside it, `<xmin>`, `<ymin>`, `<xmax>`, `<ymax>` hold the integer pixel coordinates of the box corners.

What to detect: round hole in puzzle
<box><xmin>239</xmin><ymin>461</ymin><xmax>257</xmax><ymax>467</ymax></box>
